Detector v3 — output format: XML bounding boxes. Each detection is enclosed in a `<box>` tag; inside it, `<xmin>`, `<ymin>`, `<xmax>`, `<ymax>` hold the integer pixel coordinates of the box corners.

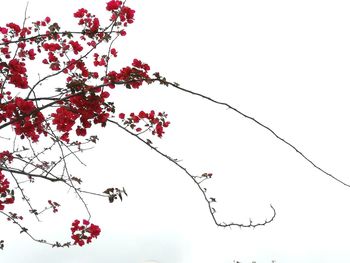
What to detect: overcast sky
<box><xmin>1</xmin><ymin>0</ymin><xmax>350</xmax><ymax>262</ymax></box>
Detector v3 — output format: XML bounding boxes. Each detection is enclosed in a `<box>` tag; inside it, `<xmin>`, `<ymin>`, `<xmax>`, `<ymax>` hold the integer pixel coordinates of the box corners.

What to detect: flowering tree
<box><xmin>0</xmin><ymin>0</ymin><xmax>347</xmax><ymax>250</ymax></box>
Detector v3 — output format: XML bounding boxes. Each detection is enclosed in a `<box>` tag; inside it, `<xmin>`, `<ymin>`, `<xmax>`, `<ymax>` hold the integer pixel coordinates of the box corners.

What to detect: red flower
<box><xmin>0</xmin><ymin>171</ymin><xmax>10</xmax><ymax>193</ymax></box>
<box><xmin>73</xmin><ymin>8</ymin><xmax>88</xmax><ymax>18</ymax></box>
<box><xmin>71</xmin><ymin>219</ymin><xmax>101</xmax><ymax>246</ymax></box>
<box><xmin>101</xmin><ymin>91</ymin><xmax>110</xmax><ymax>98</ymax></box>
<box><xmin>110</xmin><ymin>48</ymin><xmax>117</xmax><ymax>57</ymax></box>
<box><xmin>138</xmin><ymin>111</ymin><xmax>148</xmax><ymax>118</ymax></box>
<box><xmin>0</xmin><ymin>27</ymin><xmax>8</xmax><ymax>34</ymax></box>
<box><xmin>9</xmin><ymin>73</ymin><xmax>28</xmax><ymax>89</ymax></box>
<box><xmin>6</xmin><ymin>23</ymin><xmax>21</xmax><ymax>34</ymax></box>
<box><xmin>0</xmin><ymin>98</ymin><xmax>46</xmax><ymax>142</ymax></box>
<box><xmin>0</xmin><ymin>170</ymin><xmax>15</xmax><ymax>210</ymax></box>
<box><xmin>90</xmin><ymin>18</ymin><xmax>100</xmax><ymax>33</ymax></box>
<box><xmin>106</xmin><ymin>0</ymin><xmax>122</xmax><ymax>11</ymax></box>
<box><xmin>48</xmin><ymin>52</ymin><xmax>58</xmax><ymax>63</ymax></box>
<box><xmin>8</xmin><ymin>59</ymin><xmax>26</xmax><ymax>74</ymax></box>
<box><xmin>0</xmin><ymin>47</ymin><xmax>8</xmax><ymax>55</ymax></box>
<box><xmin>52</xmin><ymin>107</ymin><xmax>79</xmax><ymax>133</ymax></box>
<box><xmin>132</xmin><ymin>59</ymin><xmax>150</xmax><ymax>71</ymax></box>
<box><xmin>60</xmin><ymin>132</ymin><xmax>70</xmax><ymax>143</ymax></box>
<box><xmin>88</xmin><ymin>224</ymin><xmax>101</xmax><ymax>238</ymax></box>
<box><xmin>69</xmin><ymin>40</ymin><xmax>83</xmax><ymax>54</ymax></box>
<box><xmin>76</xmin><ymin>127</ymin><xmax>87</xmax><ymax>136</ymax></box>
<box><xmin>28</xmin><ymin>49</ymin><xmax>36</xmax><ymax>60</ymax></box>
<box><xmin>0</xmin><ymin>151</ymin><xmax>14</xmax><ymax>163</ymax></box>
<box><xmin>7</xmin><ymin>59</ymin><xmax>28</xmax><ymax>89</ymax></box>
<box><xmin>50</xmin><ymin>63</ymin><xmax>61</xmax><ymax>71</ymax></box>
<box><xmin>42</xmin><ymin>43</ymin><xmax>61</xmax><ymax>52</ymax></box>
<box><xmin>119</xmin><ymin>6</ymin><xmax>135</xmax><ymax>25</ymax></box>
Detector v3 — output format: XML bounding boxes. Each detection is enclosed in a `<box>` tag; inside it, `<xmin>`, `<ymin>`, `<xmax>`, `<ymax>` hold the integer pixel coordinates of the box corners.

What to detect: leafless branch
<box><xmin>108</xmin><ymin>118</ymin><xmax>276</xmax><ymax>228</ymax></box>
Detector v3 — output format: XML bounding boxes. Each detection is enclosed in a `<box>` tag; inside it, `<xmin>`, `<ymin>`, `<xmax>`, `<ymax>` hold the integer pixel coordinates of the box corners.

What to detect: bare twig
<box><xmin>153</xmin><ymin>78</ymin><xmax>350</xmax><ymax>188</ymax></box>
<box><xmin>108</xmin><ymin>118</ymin><xmax>276</xmax><ymax>228</ymax></box>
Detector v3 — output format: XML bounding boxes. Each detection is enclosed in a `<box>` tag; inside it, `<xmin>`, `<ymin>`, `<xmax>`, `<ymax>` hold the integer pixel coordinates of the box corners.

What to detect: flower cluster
<box><xmin>0</xmin><ymin>170</ymin><xmax>14</xmax><ymax>211</ymax></box>
<box><xmin>0</xmin><ymin>0</ymin><xmax>170</xmax><ymax>247</ymax></box>
<box><xmin>105</xmin><ymin>59</ymin><xmax>151</xmax><ymax>89</ymax></box>
<box><xmin>7</xmin><ymin>59</ymin><xmax>28</xmax><ymax>89</ymax></box>
<box><xmin>119</xmin><ymin>110</ymin><xmax>170</xmax><ymax>137</ymax></box>
<box><xmin>52</xmin><ymin>92</ymin><xmax>110</xmax><ymax>143</ymax></box>
<box><xmin>71</xmin><ymin>219</ymin><xmax>101</xmax><ymax>246</ymax></box>
<box><xmin>107</xmin><ymin>0</ymin><xmax>135</xmax><ymax>27</ymax></box>
<box><xmin>0</xmin><ymin>151</ymin><xmax>13</xmax><ymax>163</ymax></box>
<box><xmin>73</xmin><ymin>8</ymin><xmax>101</xmax><ymax>36</ymax></box>
<box><xmin>0</xmin><ymin>97</ymin><xmax>46</xmax><ymax>142</ymax></box>
<box><xmin>106</xmin><ymin>0</ymin><xmax>123</xmax><ymax>11</ymax></box>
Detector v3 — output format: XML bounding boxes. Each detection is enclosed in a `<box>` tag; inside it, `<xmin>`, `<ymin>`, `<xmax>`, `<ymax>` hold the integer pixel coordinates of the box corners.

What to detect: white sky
<box><xmin>1</xmin><ymin>0</ymin><xmax>350</xmax><ymax>262</ymax></box>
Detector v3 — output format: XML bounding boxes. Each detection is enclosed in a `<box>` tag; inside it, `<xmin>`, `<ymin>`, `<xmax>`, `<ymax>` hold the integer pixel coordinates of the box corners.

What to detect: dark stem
<box><xmin>108</xmin><ymin>118</ymin><xmax>276</xmax><ymax>228</ymax></box>
<box><xmin>159</xmin><ymin>79</ymin><xmax>350</xmax><ymax>188</ymax></box>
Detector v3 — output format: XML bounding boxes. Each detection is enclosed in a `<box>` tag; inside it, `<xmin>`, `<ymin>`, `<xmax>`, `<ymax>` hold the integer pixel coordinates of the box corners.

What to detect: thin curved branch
<box><xmin>0</xmin><ymin>30</ymin><xmax>121</xmax><ymax>46</ymax></box>
<box><xmin>4</xmin><ymin>164</ymin><xmax>41</xmax><ymax>221</ymax></box>
<box><xmin>0</xmin><ymin>210</ymin><xmax>71</xmax><ymax>248</ymax></box>
<box><xmin>153</xmin><ymin>79</ymin><xmax>350</xmax><ymax>188</ymax></box>
<box><xmin>54</xmin><ymin>133</ymin><xmax>92</xmax><ymax>221</ymax></box>
<box><xmin>108</xmin><ymin>118</ymin><xmax>276</xmax><ymax>228</ymax></box>
<box><xmin>0</xmin><ymin>166</ymin><xmax>64</xmax><ymax>182</ymax></box>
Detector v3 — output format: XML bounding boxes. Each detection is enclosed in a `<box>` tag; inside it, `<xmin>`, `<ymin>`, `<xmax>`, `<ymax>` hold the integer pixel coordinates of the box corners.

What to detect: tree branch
<box><xmin>108</xmin><ymin>118</ymin><xmax>276</xmax><ymax>228</ymax></box>
<box><xmin>154</xmin><ymin>78</ymin><xmax>350</xmax><ymax>188</ymax></box>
